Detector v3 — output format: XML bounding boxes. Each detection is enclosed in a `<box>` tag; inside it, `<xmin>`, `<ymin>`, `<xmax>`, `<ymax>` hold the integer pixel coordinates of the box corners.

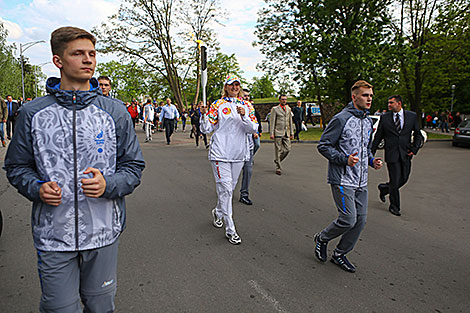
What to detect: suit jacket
<box><xmin>371</xmin><ymin>110</ymin><xmax>423</xmax><ymax>163</ymax></box>
<box><xmin>5</xmin><ymin>100</ymin><xmax>19</xmax><ymax>119</ymax></box>
<box><xmin>270</xmin><ymin>104</ymin><xmax>294</xmax><ymax>137</ymax></box>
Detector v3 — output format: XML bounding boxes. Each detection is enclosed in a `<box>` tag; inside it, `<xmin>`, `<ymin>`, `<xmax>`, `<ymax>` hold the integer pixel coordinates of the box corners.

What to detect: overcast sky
<box><xmin>0</xmin><ymin>0</ymin><xmax>267</xmax><ymax>82</ymax></box>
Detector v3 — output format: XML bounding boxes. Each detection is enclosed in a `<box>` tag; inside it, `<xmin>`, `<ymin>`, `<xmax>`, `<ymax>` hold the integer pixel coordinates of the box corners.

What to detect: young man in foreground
<box><xmin>4</xmin><ymin>26</ymin><xmax>145</xmax><ymax>312</ymax></box>
<box><xmin>314</xmin><ymin>80</ymin><xmax>382</xmax><ymax>273</ymax></box>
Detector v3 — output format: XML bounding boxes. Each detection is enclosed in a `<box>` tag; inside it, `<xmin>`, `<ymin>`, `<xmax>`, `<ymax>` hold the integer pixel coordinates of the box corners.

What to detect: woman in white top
<box><xmin>200</xmin><ymin>75</ymin><xmax>258</xmax><ymax>244</ymax></box>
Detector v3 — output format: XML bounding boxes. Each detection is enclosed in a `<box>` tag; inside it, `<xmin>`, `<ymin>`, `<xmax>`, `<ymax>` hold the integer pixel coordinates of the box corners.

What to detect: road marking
<box><xmin>248</xmin><ymin>280</ymin><xmax>289</xmax><ymax>313</ymax></box>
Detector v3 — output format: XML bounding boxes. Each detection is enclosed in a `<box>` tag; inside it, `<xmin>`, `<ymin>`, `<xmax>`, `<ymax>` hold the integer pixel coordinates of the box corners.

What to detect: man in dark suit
<box><xmin>5</xmin><ymin>95</ymin><xmax>19</xmax><ymax>140</ymax></box>
<box><xmin>371</xmin><ymin>95</ymin><xmax>424</xmax><ymax>216</ymax></box>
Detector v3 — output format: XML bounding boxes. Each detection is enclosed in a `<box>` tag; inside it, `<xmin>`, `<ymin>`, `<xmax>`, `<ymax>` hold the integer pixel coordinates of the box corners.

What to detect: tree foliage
<box><xmin>255</xmin><ymin>0</ymin><xmax>470</xmax><ymax>122</ymax></box>
<box><xmin>0</xmin><ymin>23</ymin><xmax>44</xmax><ymax>99</ymax></box>
<box><xmin>249</xmin><ymin>74</ymin><xmax>276</xmax><ymax>98</ymax></box>
<box><xmin>255</xmin><ymin>0</ymin><xmax>394</xmax><ymax>125</ymax></box>
<box><xmin>92</xmin><ymin>0</ymin><xmax>220</xmax><ymax>111</ymax></box>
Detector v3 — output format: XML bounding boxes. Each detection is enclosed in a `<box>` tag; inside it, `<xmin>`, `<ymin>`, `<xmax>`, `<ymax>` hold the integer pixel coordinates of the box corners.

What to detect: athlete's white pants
<box><xmin>145</xmin><ymin>121</ymin><xmax>152</xmax><ymax>140</ymax></box>
<box><xmin>211</xmin><ymin>161</ymin><xmax>244</xmax><ymax>235</ymax></box>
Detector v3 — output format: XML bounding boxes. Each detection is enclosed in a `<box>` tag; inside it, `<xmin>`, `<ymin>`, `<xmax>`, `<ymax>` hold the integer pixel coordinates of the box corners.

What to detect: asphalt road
<box><xmin>0</xmin><ymin>128</ymin><xmax>469</xmax><ymax>313</ymax></box>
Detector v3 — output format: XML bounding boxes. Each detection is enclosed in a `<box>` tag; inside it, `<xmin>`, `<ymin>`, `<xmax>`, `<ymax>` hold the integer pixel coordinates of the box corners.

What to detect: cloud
<box><xmin>1</xmin><ymin>0</ymin><xmax>268</xmax><ymax>81</ymax></box>
<box><xmin>0</xmin><ymin>17</ymin><xmax>23</xmax><ymax>39</ymax></box>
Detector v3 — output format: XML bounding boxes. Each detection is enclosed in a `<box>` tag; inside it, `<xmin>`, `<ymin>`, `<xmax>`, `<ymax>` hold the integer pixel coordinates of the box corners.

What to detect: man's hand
<box><xmin>347</xmin><ymin>152</ymin><xmax>359</xmax><ymax>167</ymax></box>
<box><xmin>81</xmin><ymin>167</ymin><xmax>106</xmax><ymax>198</ymax></box>
<box><xmin>236</xmin><ymin>106</ymin><xmax>245</xmax><ymax>116</ymax></box>
<box><xmin>253</xmin><ymin>133</ymin><xmax>259</xmax><ymax>139</ymax></box>
<box><xmin>373</xmin><ymin>157</ymin><xmax>383</xmax><ymax>170</ymax></box>
<box><xmin>290</xmin><ymin>135</ymin><xmax>294</xmax><ymax>140</ymax></box>
<box><xmin>407</xmin><ymin>151</ymin><xmax>414</xmax><ymax>156</ymax></box>
<box><xmin>40</xmin><ymin>181</ymin><xmax>62</xmax><ymax>206</ymax></box>
<box><xmin>270</xmin><ymin>134</ymin><xmax>275</xmax><ymax>140</ymax></box>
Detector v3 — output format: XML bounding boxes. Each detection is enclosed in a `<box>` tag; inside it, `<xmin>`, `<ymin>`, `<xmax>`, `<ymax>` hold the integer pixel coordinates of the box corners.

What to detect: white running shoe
<box><xmin>211</xmin><ymin>209</ymin><xmax>223</xmax><ymax>228</ymax></box>
<box><xmin>225</xmin><ymin>232</ymin><xmax>241</xmax><ymax>245</ymax></box>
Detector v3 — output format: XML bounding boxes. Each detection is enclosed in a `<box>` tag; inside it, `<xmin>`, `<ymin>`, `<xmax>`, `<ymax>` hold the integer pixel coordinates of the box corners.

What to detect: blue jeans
<box><xmin>0</xmin><ymin>122</ymin><xmax>5</xmax><ymax>141</ymax></box>
<box><xmin>253</xmin><ymin>134</ymin><xmax>260</xmax><ymax>155</ymax></box>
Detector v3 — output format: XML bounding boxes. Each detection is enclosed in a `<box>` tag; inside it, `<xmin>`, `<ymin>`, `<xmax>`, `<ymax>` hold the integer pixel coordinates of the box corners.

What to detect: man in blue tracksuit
<box><xmin>313</xmin><ymin>80</ymin><xmax>382</xmax><ymax>273</ymax></box>
<box><xmin>4</xmin><ymin>26</ymin><xmax>145</xmax><ymax>312</ymax></box>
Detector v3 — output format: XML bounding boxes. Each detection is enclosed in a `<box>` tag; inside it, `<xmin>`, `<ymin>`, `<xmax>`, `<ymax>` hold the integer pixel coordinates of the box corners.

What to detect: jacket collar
<box><xmin>46</xmin><ymin>77</ymin><xmax>100</xmax><ymax>109</ymax></box>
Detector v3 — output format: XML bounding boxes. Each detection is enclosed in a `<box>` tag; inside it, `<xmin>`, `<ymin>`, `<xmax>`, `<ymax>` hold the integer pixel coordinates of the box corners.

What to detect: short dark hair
<box><xmin>388</xmin><ymin>95</ymin><xmax>402</xmax><ymax>104</ymax></box>
<box><xmin>50</xmin><ymin>26</ymin><xmax>96</xmax><ymax>57</ymax></box>
<box><xmin>278</xmin><ymin>94</ymin><xmax>287</xmax><ymax>99</ymax></box>
<box><xmin>98</xmin><ymin>76</ymin><xmax>111</xmax><ymax>85</ymax></box>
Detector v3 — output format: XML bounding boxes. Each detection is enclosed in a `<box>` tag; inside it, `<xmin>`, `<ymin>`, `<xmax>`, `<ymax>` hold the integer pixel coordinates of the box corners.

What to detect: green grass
<box><xmin>425</xmin><ymin>131</ymin><xmax>453</xmax><ymax>139</ymax></box>
<box><xmin>259</xmin><ymin>127</ymin><xmax>323</xmax><ymax>141</ymax></box>
<box><xmin>252</xmin><ymin>97</ymin><xmax>298</xmax><ymax>104</ymax></box>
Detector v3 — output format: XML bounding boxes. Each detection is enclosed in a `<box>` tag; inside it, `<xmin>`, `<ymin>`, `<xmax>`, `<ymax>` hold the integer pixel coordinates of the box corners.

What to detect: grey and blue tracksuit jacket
<box><xmin>317</xmin><ymin>102</ymin><xmax>375</xmax><ymax>188</ymax></box>
<box><xmin>4</xmin><ymin>77</ymin><xmax>145</xmax><ymax>252</ymax></box>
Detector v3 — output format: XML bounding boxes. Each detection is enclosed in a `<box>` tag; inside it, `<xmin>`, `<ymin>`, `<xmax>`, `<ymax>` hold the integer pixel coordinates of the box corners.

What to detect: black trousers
<box><xmin>380</xmin><ymin>158</ymin><xmax>412</xmax><ymax>211</ymax></box>
<box><xmin>6</xmin><ymin>116</ymin><xmax>15</xmax><ymax>138</ymax></box>
<box><xmin>164</xmin><ymin>118</ymin><xmax>175</xmax><ymax>143</ymax></box>
<box><xmin>195</xmin><ymin>126</ymin><xmax>207</xmax><ymax>147</ymax></box>
<box><xmin>294</xmin><ymin>120</ymin><xmax>302</xmax><ymax>140</ymax></box>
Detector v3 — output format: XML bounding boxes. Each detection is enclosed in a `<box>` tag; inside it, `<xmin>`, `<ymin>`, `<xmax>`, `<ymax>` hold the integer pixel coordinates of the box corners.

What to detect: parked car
<box><xmin>370</xmin><ymin>115</ymin><xmax>427</xmax><ymax>149</ymax></box>
<box><xmin>452</xmin><ymin>119</ymin><xmax>470</xmax><ymax>147</ymax></box>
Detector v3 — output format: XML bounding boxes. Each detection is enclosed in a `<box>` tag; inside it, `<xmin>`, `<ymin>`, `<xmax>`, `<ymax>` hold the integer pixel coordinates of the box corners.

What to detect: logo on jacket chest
<box><xmin>95</xmin><ymin>130</ymin><xmax>105</xmax><ymax>153</ymax></box>
<box><xmin>222</xmin><ymin>107</ymin><xmax>232</xmax><ymax>115</ymax></box>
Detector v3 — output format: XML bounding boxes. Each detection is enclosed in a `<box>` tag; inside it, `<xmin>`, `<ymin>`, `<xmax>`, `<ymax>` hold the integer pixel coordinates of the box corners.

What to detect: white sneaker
<box><xmin>225</xmin><ymin>232</ymin><xmax>241</xmax><ymax>245</ymax></box>
<box><xmin>211</xmin><ymin>209</ymin><xmax>223</xmax><ymax>228</ymax></box>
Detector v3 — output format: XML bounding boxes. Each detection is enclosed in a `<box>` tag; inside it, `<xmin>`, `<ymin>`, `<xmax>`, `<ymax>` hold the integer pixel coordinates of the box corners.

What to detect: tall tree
<box><xmin>255</xmin><ymin>0</ymin><xmax>393</xmax><ymax>126</ymax></box>
<box><xmin>391</xmin><ymin>0</ymin><xmax>442</xmax><ymax>116</ymax></box>
<box><xmin>178</xmin><ymin>0</ymin><xmax>221</xmax><ymax>105</ymax></box>
<box><xmin>93</xmin><ymin>0</ymin><xmax>220</xmax><ymax>111</ymax></box>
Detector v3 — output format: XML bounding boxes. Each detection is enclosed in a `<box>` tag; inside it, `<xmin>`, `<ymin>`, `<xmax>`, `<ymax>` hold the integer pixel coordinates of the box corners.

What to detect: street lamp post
<box><xmin>451</xmin><ymin>84</ymin><xmax>456</xmax><ymax>113</ymax></box>
<box><xmin>34</xmin><ymin>62</ymin><xmax>51</xmax><ymax>98</ymax></box>
<box><xmin>20</xmin><ymin>40</ymin><xmax>45</xmax><ymax>100</ymax></box>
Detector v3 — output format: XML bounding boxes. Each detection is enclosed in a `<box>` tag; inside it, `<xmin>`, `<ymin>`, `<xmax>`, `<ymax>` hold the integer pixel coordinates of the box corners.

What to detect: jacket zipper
<box><xmin>72</xmin><ymin>92</ymin><xmax>79</xmax><ymax>250</ymax></box>
<box><xmin>359</xmin><ymin>117</ymin><xmax>363</xmax><ymax>187</ymax></box>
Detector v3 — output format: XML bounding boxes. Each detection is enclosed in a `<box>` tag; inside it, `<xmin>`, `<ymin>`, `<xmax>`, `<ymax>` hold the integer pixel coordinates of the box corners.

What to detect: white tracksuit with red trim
<box><xmin>200</xmin><ymin>97</ymin><xmax>258</xmax><ymax>235</ymax></box>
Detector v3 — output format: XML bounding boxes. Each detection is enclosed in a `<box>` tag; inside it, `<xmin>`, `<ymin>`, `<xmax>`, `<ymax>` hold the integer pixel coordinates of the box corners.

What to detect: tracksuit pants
<box><xmin>211</xmin><ymin>161</ymin><xmax>244</xmax><ymax>235</ymax></box>
<box><xmin>36</xmin><ymin>240</ymin><xmax>119</xmax><ymax>313</ymax></box>
<box><xmin>318</xmin><ymin>185</ymin><xmax>368</xmax><ymax>255</ymax></box>
<box><xmin>145</xmin><ymin>122</ymin><xmax>152</xmax><ymax>140</ymax></box>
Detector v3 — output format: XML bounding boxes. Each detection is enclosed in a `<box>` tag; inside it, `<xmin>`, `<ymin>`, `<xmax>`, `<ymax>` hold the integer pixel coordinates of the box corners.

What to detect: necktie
<box><xmin>395</xmin><ymin>113</ymin><xmax>401</xmax><ymax>133</ymax></box>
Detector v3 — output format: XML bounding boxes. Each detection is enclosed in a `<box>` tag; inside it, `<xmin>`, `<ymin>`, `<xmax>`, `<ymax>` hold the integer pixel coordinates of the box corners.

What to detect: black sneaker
<box><xmin>331</xmin><ymin>253</ymin><xmax>356</xmax><ymax>273</ymax></box>
<box><xmin>239</xmin><ymin>196</ymin><xmax>253</xmax><ymax>205</ymax></box>
<box><xmin>225</xmin><ymin>232</ymin><xmax>242</xmax><ymax>245</ymax></box>
<box><xmin>211</xmin><ymin>209</ymin><xmax>223</xmax><ymax>228</ymax></box>
<box><xmin>313</xmin><ymin>232</ymin><xmax>327</xmax><ymax>262</ymax></box>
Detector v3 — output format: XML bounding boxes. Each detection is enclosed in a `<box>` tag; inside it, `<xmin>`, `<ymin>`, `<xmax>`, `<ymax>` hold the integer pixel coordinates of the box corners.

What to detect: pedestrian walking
<box><xmin>0</xmin><ymin>96</ymin><xmax>6</xmax><ymax>147</ymax></box>
<box><xmin>159</xmin><ymin>98</ymin><xmax>179</xmax><ymax>145</ymax></box>
<box><xmin>127</xmin><ymin>101</ymin><xmax>138</xmax><ymax>128</ymax></box>
<box><xmin>5</xmin><ymin>95</ymin><xmax>19</xmax><ymax>140</ymax></box>
<box><xmin>372</xmin><ymin>95</ymin><xmax>423</xmax><ymax>216</ymax></box>
<box><xmin>313</xmin><ymin>80</ymin><xmax>382</xmax><ymax>273</ymax></box>
<box><xmin>200</xmin><ymin>74</ymin><xmax>258</xmax><ymax>245</ymax></box>
<box><xmin>292</xmin><ymin>100</ymin><xmax>304</xmax><ymax>140</ymax></box>
<box><xmin>270</xmin><ymin>95</ymin><xmax>294</xmax><ymax>175</ymax></box>
<box><xmin>4</xmin><ymin>26</ymin><xmax>145</xmax><ymax>312</ymax></box>
<box><xmin>239</xmin><ymin>89</ymin><xmax>259</xmax><ymax>206</ymax></box>
<box><xmin>143</xmin><ymin>99</ymin><xmax>155</xmax><ymax>142</ymax></box>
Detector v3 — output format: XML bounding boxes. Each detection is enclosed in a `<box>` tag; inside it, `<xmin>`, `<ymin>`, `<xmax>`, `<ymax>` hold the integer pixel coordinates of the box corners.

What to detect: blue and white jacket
<box><xmin>317</xmin><ymin>102</ymin><xmax>375</xmax><ymax>188</ymax></box>
<box><xmin>4</xmin><ymin>77</ymin><xmax>145</xmax><ymax>252</ymax></box>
